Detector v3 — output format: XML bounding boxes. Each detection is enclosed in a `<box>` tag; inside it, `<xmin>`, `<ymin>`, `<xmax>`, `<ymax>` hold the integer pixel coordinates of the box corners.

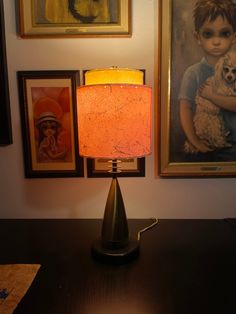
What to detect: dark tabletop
<box><xmin>0</xmin><ymin>219</ymin><xmax>235</xmax><ymax>314</ymax></box>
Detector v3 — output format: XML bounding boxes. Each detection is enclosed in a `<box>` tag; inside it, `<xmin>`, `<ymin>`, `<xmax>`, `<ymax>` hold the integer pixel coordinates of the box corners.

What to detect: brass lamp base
<box><xmin>91</xmin><ymin>238</ymin><xmax>139</xmax><ymax>263</ymax></box>
<box><xmin>91</xmin><ymin>171</ymin><xmax>139</xmax><ymax>264</ymax></box>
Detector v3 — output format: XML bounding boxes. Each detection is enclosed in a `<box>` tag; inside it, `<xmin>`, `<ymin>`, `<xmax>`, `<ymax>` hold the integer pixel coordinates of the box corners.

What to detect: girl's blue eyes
<box><xmin>201</xmin><ymin>30</ymin><xmax>232</xmax><ymax>39</ymax></box>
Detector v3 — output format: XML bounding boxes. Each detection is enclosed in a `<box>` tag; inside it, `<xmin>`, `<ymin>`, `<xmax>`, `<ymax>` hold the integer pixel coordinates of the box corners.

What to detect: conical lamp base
<box><xmin>91</xmin><ymin>177</ymin><xmax>139</xmax><ymax>263</ymax></box>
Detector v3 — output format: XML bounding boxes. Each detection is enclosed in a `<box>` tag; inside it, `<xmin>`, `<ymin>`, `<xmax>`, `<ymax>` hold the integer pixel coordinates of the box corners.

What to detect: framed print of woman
<box><xmin>35</xmin><ymin>0</ymin><xmax>118</xmax><ymax>24</ymax></box>
<box><xmin>19</xmin><ymin>0</ymin><xmax>130</xmax><ymax>37</ymax></box>
<box><xmin>170</xmin><ymin>0</ymin><xmax>236</xmax><ymax>164</ymax></box>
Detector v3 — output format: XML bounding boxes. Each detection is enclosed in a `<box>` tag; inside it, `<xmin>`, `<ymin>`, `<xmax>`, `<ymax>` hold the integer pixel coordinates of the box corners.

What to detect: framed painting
<box><xmin>18</xmin><ymin>0</ymin><xmax>131</xmax><ymax>38</ymax></box>
<box><xmin>82</xmin><ymin>68</ymin><xmax>146</xmax><ymax>178</ymax></box>
<box><xmin>17</xmin><ymin>70</ymin><xmax>84</xmax><ymax>178</ymax></box>
<box><xmin>0</xmin><ymin>0</ymin><xmax>12</xmax><ymax>145</ymax></box>
<box><xmin>159</xmin><ymin>0</ymin><xmax>236</xmax><ymax>177</ymax></box>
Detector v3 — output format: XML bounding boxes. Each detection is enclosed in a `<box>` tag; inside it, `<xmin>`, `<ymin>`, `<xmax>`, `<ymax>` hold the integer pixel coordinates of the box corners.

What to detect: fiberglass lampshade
<box><xmin>85</xmin><ymin>68</ymin><xmax>143</xmax><ymax>85</ymax></box>
<box><xmin>77</xmin><ymin>84</ymin><xmax>152</xmax><ymax>159</ymax></box>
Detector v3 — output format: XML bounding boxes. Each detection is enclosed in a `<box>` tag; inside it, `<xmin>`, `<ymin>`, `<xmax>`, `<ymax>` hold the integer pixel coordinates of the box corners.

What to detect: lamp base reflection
<box><xmin>91</xmin><ymin>238</ymin><xmax>139</xmax><ymax>263</ymax></box>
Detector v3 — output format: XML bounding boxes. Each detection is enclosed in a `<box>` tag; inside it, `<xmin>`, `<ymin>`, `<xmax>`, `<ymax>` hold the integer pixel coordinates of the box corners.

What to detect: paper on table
<box><xmin>0</xmin><ymin>264</ymin><xmax>41</xmax><ymax>314</ymax></box>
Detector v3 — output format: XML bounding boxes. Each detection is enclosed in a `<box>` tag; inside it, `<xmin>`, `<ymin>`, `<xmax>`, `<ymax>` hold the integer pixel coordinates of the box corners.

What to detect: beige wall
<box><xmin>0</xmin><ymin>0</ymin><xmax>235</xmax><ymax>218</ymax></box>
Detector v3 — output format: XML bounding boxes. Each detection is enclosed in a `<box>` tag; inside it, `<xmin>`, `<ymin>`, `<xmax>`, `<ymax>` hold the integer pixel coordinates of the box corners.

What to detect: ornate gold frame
<box><xmin>19</xmin><ymin>0</ymin><xmax>131</xmax><ymax>38</ymax></box>
<box><xmin>159</xmin><ymin>0</ymin><xmax>236</xmax><ymax>177</ymax></box>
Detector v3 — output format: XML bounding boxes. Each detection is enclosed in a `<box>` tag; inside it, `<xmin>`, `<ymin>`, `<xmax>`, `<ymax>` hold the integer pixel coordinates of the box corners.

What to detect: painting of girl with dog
<box><xmin>162</xmin><ymin>0</ymin><xmax>236</xmax><ymax>175</ymax></box>
<box><xmin>178</xmin><ymin>0</ymin><xmax>236</xmax><ymax>163</ymax></box>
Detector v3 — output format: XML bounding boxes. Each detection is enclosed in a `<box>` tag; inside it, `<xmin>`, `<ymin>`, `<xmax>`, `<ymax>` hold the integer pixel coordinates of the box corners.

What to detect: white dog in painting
<box><xmin>184</xmin><ymin>52</ymin><xmax>236</xmax><ymax>154</ymax></box>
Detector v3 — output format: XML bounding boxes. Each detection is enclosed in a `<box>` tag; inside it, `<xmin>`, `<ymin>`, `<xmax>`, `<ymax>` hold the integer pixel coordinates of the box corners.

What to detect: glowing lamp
<box><xmin>77</xmin><ymin>84</ymin><xmax>151</xmax><ymax>159</ymax></box>
<box><xmin>77</xmin><ymin>69</ymin><xmax>152</xmax><ymax>262</ymax></box>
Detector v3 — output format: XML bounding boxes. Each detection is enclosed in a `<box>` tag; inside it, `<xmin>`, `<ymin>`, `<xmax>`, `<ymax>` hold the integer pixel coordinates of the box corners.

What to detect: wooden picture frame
<box><xmin>18</xmin><ymin>0</ymin><xmax>131</xmax><ymax>38</ymax></box>
<box><xmin>0</xmin><ymin>0</ymin><xmax>12</xmax><ymax>145</ymax></box>
<box><xmin>17</xmin><ymin>70</ymin><xmax>84</xmax><ymax>178</ymax></box>
<box><xmin>159</xmin><ymin>0</ymin><xmax>236</xmax><ymax>177</ymax></box>
<box><xmin>82</xmin><ymin>68</ymin><xmax>146</xmax><ymax>178</ymax></box>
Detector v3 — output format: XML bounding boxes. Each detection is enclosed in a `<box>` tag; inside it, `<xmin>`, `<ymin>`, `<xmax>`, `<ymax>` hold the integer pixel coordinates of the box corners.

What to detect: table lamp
<box><xmin>77</xmin><ymin>68</ymin><xmax>152</xmax><ymax>262</ymax></box>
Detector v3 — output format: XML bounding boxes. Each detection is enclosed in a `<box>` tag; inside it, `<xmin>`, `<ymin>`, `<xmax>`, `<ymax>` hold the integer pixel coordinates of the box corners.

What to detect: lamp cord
<box><xmin>137</xmin><ymin>218</ymin><xmax>159</xmax><ymax>242</ymax></box>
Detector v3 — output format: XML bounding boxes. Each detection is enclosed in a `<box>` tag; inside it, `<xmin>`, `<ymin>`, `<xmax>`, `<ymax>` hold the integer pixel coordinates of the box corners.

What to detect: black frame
<box><xmin>17</xmin><ymin>70</ymin><xmax>84</xmax><ymax>178</ymax></box>
<box><xmin>0</xmin><ymin>0</ymin><xmax>12</xmax><ymax>145</ymax></box>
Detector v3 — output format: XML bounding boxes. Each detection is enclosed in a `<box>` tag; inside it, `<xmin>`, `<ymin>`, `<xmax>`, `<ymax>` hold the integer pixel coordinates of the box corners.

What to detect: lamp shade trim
<box><xmin>85</xmin><ymin>68</ymin><xmax>144</xmax><ymax>85</ymax></box>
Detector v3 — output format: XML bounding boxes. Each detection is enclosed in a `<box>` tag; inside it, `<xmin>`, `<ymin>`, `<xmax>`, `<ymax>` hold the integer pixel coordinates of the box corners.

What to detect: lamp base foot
<box><xmin>91</xmin><ymin>238</ymin><xmax>139</xmax><ymax>263</ymax></box>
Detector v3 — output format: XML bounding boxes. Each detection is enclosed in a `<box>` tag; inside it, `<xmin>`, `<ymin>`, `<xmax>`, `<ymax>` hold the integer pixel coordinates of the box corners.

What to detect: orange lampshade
<box><xmin>85</xmin><ymin>68</ymin><xmax>143</xmax><ymax>85</ymax></box>
<box><xmin>77</xmin><ymin>84</ymin><xmax>152</xmax><ymax>159</ymax></box>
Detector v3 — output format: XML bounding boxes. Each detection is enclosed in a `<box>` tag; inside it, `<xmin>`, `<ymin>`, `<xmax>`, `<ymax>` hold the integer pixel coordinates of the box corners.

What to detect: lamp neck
<box><xmin>108</xmin><ymin>159</ymin><xmax>122</xmax><ymax>178</ymax></box>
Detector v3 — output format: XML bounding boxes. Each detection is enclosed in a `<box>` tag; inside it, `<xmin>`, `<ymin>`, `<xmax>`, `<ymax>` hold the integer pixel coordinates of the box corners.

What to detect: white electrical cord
<box><xmin>137</xmin><ymin>218</ymin><xmax>159</xmax><ymax>241</ymax></box>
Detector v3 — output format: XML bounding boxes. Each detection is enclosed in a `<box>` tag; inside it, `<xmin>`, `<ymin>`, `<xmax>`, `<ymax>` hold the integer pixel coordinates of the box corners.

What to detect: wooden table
<box><xmin>0</xmin><ymin>219</ymin><xmax>235</xmax><ymax>314</ymax></box>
